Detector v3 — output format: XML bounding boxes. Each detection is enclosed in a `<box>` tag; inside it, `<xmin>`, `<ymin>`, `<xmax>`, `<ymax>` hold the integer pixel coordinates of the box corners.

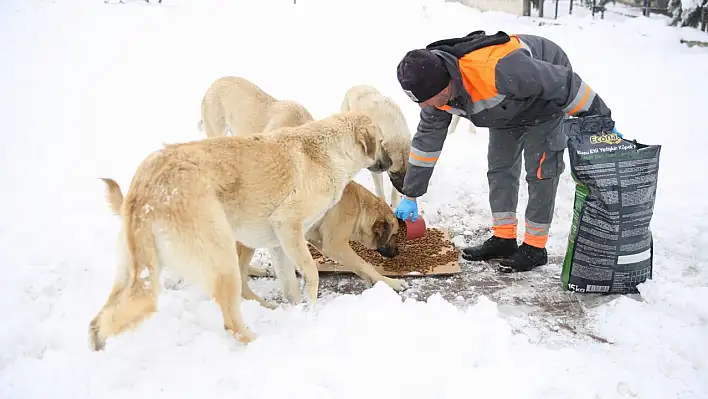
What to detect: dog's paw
<box><xmin>247</xmin><ymin>265</ymin><xmax>272</xmax><ymax>278</ymax></box>
<box><xmin>236</xmin><ymin>330</ymin><xmax>256</xmax><ymax>344</ymax></box>
<box><xmin>259</xmin><ymin>300</ymin><xmax>278</xmax><ymax>310</ymax></box>
<box><xmin>385</xmin><ymin>278</ymin><xmax>409</xmax><ymax>292</ymax></box>
<box><xmin>88</xmin><ymin>319</ymin><xmax>105</xmax><ymax>352</ymax></box>
<box><xmin>164</xmin><ymin>275</ymin><xmax>185</xmax><ymax>290</ymax></box>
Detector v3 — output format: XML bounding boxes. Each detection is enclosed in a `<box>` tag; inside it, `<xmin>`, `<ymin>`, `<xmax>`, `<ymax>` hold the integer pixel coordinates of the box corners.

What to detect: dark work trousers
<box><xmin>487</xmin><ymin>115</ymin><xmax>567</xmax><ymax>248</ymax></box>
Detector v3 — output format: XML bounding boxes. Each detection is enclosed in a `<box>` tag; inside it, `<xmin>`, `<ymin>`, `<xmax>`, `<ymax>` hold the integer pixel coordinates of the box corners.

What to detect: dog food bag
<box><xmin>561</xmin><ymin>116</ymin><xmax>662</xmax><ymax>294</ymax></box>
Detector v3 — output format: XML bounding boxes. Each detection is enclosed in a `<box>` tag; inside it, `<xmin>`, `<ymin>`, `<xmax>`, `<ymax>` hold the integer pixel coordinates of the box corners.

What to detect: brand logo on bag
<box><xmin>589</xmin><ymin>132</ymin><xmax>622</xmax><ymax>145</ymax></box>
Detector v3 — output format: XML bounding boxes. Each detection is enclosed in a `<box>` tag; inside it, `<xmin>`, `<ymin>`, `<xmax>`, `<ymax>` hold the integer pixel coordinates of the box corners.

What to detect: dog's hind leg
<box><xmin>89</xmin><ymin>224</ymin><xmax>161</xmax><ymax>351</ymax></box>
<box><xmin>235</xmin><ymin>242</ymin><xmax>277</xmax><ymax>309</ymax></box>
<box><xmin>88</xmin><ymin>232</ymin><xmax>131</xmax><ymax>351</ymax></box>
<box><xmin>157</xmin><ymin>202</ymin><xmax>256</xmax><ymax>344</ymax></box>
<box><xmin>267</xmin><ymin>246</ymin><xmax>301</xmax><ymax>304</ymax></box>
<box><xmin>188</xmin><ymin>209</ymin><xmax>256</xmax><ymax>343</ymax></box>
<box><xmin>448</xmin><ymin>114</ymin><xmax>460</xmax><ymax>135</ymax></box>
<box><xmin>211</xmin><ymin>262</ymin><xmax>255</xmax><ymax>344</ymax></box>
<box><xmin>88</xmin><ymin>277</ymin><xmax>158</xmax><ymax>351</ymax></box>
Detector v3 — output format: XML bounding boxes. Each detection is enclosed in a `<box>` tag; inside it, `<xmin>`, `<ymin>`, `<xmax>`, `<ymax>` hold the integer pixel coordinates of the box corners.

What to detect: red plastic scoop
<box><xmin>401</xmin><ymin>214</ymin><xmax>426</xmax><ymax>241</ymax></box>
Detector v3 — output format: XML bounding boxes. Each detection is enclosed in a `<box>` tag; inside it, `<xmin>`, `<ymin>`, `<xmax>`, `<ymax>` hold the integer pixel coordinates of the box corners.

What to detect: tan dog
<box><xmin>199</xmin><ymin>76</ymin><xmax>313</xmax><ymax>138</ymax></box>
<box><xmin>340</xmin><ymin>85</ymin><xmax>412</xmax><ymax>208</ymax></box>
<box><xmin>101</xmin><ymin>178</ymin><xmax>409</xmax><ymax>309</ymax></box>
<box><xmin>88</xmin><ymin>111</ymin><xmax>390</xmax><ymax>351</ymax></box>
<box><xmin>199</xmin><ymin>76</ymin><xmax>313</xmax><ymax>280</ymax></box>
<box><xmin>198</xmin><ymin>77</ymin><xmax>408</xmax><ymax>295</ymax></box>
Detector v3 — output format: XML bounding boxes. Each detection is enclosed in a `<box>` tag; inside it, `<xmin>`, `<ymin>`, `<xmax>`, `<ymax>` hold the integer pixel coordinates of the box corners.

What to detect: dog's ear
<box><xmin>373</xmin><ymin>219</ymin><xmax>391</xmax><ymax>246</ymax></box>
<box><xmin>355</xmin><ymin>120</ymin><xmax>378</xmax><ymax>159</ymax></box>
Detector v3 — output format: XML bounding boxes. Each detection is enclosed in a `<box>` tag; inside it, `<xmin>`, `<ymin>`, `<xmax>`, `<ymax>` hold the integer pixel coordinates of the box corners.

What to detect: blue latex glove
<box><xmin>611</xmin><ymin>126</ymin><xmax>624</xmax><ymax>138</ymax></box>
<box><xmin>395</xmin><ymin>197</ymin><xmax>419</xmax><ymax>222</ymax></box>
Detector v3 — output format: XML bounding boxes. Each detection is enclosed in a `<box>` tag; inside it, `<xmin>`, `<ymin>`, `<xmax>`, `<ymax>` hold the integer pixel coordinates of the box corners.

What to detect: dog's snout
<box><xmin>367</xmin><ymin>149</ymin><xmax>393</xmax><ymax>173</ymax></box>
<box><xmin>367</xmin><ymin>161</ymin><xmax>385</xmax><ymax>173</ymax></box>
<box><xmin>377</xmin><ymin>245</ymin><xmax>398</xmax><ymax>259</ymax></box>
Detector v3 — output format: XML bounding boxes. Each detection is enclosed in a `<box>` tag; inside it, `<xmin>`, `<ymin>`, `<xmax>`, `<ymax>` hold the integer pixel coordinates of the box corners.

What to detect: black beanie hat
<box><xmin>396</xmin><ymin>49</ymin><xmax>450</xmax><ymax>103</ymax></box>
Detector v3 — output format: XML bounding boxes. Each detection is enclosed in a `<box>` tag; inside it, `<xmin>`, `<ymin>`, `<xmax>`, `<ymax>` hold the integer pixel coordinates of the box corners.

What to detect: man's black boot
<box><xmin>462</xmin><ymin>235</ymin><xmax>518</xmax><ymax>261</ymax></box>
<box><xmin>498</xmin><ymin>243</ymin><xmax>548</xmax><ymax>272</ymax></box>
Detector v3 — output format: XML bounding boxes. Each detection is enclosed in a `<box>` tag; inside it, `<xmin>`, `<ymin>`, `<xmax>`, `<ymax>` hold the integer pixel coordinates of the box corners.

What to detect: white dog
<box><xmin>340</xmin><ymin>85</ymin><xmax>412</xmax><ymax>208</ymax></box>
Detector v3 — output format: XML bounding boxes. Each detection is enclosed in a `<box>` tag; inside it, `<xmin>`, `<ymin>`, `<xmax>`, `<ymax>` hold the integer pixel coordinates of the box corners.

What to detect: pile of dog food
<box><xmin>310</xmin><ymin>221</ymin><xmax>460</xmax><ymax>275</ymax></box>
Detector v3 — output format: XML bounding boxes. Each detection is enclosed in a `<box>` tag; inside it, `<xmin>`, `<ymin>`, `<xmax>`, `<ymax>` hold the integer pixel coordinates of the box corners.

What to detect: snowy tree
<box><xmin>669</xmin><ymin>0</ymin><xmax>707</xmax><ymax>28</ymax></box>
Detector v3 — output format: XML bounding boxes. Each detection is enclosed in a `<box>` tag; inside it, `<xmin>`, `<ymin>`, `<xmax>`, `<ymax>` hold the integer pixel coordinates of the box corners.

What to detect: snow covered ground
<box><xmin>2</xmin><ymin>0</ymin><xmax>708</xmax><ymax>397</ymax></box>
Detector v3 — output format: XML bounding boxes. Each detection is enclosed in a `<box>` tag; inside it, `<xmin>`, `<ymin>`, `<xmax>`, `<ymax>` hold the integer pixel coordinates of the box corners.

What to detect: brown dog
<box><xmin>88</xmin><ymin>111</ymin><xmax>390</xmax><ymax>351</ymax></box>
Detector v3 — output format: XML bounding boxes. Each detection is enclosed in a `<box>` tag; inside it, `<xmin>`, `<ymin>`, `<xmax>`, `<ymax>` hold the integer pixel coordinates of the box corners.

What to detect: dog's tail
<box><xmin>100</xmin><ymin>178</ymin><xmax>124</xmax><ymax>216</ymax></box>
<box><xmin>123</xmin><ymin>194</ymin><xmax>159</xmax><ymax>285</ymax></box>
<box><xmin>99</xmin><ymin>177</ymin><xmax>158</xmax><ymax>285</ymax></box>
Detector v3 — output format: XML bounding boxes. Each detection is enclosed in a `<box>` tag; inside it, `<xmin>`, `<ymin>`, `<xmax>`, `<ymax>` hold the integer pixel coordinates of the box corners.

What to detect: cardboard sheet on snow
<box><xmin>312</xmin><ymin>228</ymin><xmax>461</xmax><ymax>277</ymax></box>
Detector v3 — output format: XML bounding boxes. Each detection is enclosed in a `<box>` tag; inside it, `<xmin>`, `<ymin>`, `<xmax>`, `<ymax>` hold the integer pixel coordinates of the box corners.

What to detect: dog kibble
<box><xmin>309</xmin><ymin>221</ymin><xmax>460</xmax><ymax>275</ymax></box>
